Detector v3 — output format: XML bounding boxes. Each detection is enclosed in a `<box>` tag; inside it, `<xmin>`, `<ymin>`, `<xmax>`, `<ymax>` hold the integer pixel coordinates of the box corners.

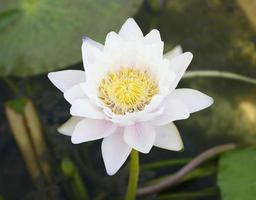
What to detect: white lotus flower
<box><xmin>48</xmin><ymin>18</ymin><xmax>213</xmax><ymax>175</ymax></box>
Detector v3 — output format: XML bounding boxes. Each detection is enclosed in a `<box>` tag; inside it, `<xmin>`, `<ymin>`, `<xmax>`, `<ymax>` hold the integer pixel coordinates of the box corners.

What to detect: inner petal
<box><xmin>98</xmin><ymin>68</ymin><xmax>159</xmax><ymax>115</ymax></box>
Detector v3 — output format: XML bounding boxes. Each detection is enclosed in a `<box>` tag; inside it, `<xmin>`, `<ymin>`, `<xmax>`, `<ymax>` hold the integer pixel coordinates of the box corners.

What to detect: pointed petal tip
<box><xmin>47</xmin><ymin>71</ymin><xmax>63</xmax><ymax>91</ymax></box>
<box><xmin>119</xmin><ymin>18</ymin><xmax>143</xmax><ymax>40</ymax></box>
<box><xmin>208</xmin><ymin>96</ymin><xmax>214</xmax><ymax>106</ymax></box>
<box><xmin>57</xmin><ymin>126</ymin><xmax>70</xmax><ymax>136</ymax></box>
<box><xmin>174</xmin><ymin>142</ymin><xmax>184</xmax><ymax>151</ymax></box>
<box><xmin>184</xmin><ymin>51</ymin><xmax>193</xmax><ymax>60</ymax></box>
<box><xmin>71</xmin><ymin>136</ymin><xmax>81</xmax><ymax>144</ymax></box>
<box><xmin>140</xmin><ymin>148</ymin><xmax>151</xmax><ymax>154</ymax></box>
<box><xmin>204</xmin><ymin>96</ymin><xmax>214</xmax><ymax>110</ymax></box>
<box><xmin>47</xmin><ymin>72</ymin><xmax>54</xmax><ymax>81</ymax></box>
<box><xmin>176</xmin><ymin>45</ymin><xmax>183</xmax><ymax>52</ymax></box>
<box><xmin>82</xmin><ymin>35</ymin><xmax>88</xmax><ymax>42</ymax></box>
<box><xmin>164</xmin><ymin>45</ymin><xmax>183</xmax><ymax>60</ymax></box>
<box><xmin>125</xmin><ymin>17</ymin><xmax>136</xmax><ymax>23</ymax></box>
<box><xmin>165</xmin><ymin>144</ymin><xmax>184</xmax><ymax>152</ymax></box>
<box><xmin>106</xmin><ymin>168</ymin><xmax>117</xmax><ymax>176</ymax></box>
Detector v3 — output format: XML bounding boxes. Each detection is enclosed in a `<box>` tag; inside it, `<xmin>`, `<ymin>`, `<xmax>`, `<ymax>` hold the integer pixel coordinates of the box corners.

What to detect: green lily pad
<box><xmin>0</xmin><ymin>0</ymin><xmax>143</xmax><ymax>77</ymax></box>
<box><xmin>218</xmin><ymin>148</ymin><xmax>256</xmax><ymax>200</ymax></box>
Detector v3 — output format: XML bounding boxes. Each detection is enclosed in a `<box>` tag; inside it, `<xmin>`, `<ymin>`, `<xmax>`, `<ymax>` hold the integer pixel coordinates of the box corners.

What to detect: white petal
<box><xmin>58</xmin><ymin>117</ymin><xmax>83</xmax><ymax>136</ymax></box>
<box><xmin>164</xmin><ymin>45</ymin><xmax>183</xmax><ymax>60</ymax></box>
<box><xmin>141</xmin><ymin>30</ymin><xmax>164</xmax><ymax>62</ymax></box>
<box><xmin>48</xmin><ymin>70</ymin><xmax>85</xmax><ymax>92</ymax></box>
<box><xmin>169</xmin><ymin>89</ymin><xmax>214</xmax><ymax>113</ymax></box>
<box><xmin>71</xmin><ymin>119</ymin><xmax>117</xmax><ymax>144</ymax></box>
<box><xmin>102</xmin><ymin>128</ymin><xmax>132</xmax><ymax>175</ymax></box>
<box><xmin>169</xmin><ymin>52</ymin><xmax>193</xmax><ymax>90</ymax></box>
<box><xmin>103</xmin><ymin>32</ymin><xmax>124</xmax><ymax>67</ymax></box>
<box><xmin>70</xmin><ymin>99</ymin><xmax>105</xmax><ymax>119</ymax></box>
<box><xmin>118</xmin><ymin>18</ymin><xmax>143</xmax><ymax>40</ymax></box>
<box><xmin>158</xmin><ymin>60</ymin><xmax>177</xmax><ymax>92</ymax></box>
<box><xmin>142</xmin><ymin>42</ymin><xmax>164</xmax><ymax>61</ymax></box>
<box><xmin>64</xmin><ymin>84</ymin><xmax>86</xmax><ymax>104</ymax></box>
<box><xmin>143</xmin><ymin>29</ymin><xmax>162</xmax><ymax>44</ymax></box>
<box><xmin>124</xmin><ymin>122</ymin><xmax>156</xmax><ymax>154</ymax></box>
<box><xmin>154</xmin><ymin>123</ymin><xmax>184</xmax><ymax>151</ymax></box>
<box><xmin>152</xmin><ymin>99</ymin><xmax>190</xmax><ymax>126</ymax></box>
<box><xmin>82</xmin><ymin>37</ymin><xmax>103</xmax><ymax>67</ymax></box>
<box><xmin>104</xmin><ymin>31</ymin><xmax>121</xmax><ymax>51</ymax></box>
<box><xmin>143</xmin><ymin>95</ymin><xmax>164</xmax><ymax>112</ymax></box>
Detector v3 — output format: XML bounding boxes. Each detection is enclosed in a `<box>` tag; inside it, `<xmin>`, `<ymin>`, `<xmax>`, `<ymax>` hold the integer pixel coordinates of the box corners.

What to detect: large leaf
<box><xmin>218</xmin><ymin>148</ymin><xmax>256</xmax><ymax>200</ymax></box>
<box><xmin>0</xmin><ymin>0</ymin><xmax>142</xmax><ymax>77</ymax></box>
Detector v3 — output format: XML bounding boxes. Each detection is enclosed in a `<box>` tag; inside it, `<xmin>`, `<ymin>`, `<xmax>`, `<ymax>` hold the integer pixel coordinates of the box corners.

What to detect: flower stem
<box><xmin>183</xmin><ymin>70</ymin><xmax>256</xmax><ymax>85</ymax></box>
<box><xmin>125</xmin><ymin>150</ymin><xmax>139</xmax><ymax>200</ymax></box>
<box><xmin>137</xmin><ymin>143</ymin><xmax>236</xmax><ymax>196</ymax></box>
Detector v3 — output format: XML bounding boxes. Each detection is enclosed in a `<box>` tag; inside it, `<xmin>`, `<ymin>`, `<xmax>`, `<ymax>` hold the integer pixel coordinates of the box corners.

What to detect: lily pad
<box><xmin>0</xmin><ymin>0</ymin><xmax>143</xmax><ymax>77</ymax></box>
<box><xmin>218</xmin><ymin>148</ymin><xmax>256</xmax><ymax>200</ymax></box>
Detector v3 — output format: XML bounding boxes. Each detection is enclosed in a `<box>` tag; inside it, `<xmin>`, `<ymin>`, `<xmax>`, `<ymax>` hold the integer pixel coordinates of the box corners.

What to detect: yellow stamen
<box><xmin>98</xmin><ymin>68</ymin><xmax>159</xmax><ymax>115</ymax></box>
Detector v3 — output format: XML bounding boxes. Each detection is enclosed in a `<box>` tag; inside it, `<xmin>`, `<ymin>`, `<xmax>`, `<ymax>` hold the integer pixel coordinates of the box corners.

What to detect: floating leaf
<box><xmin>218</xmin><ymin>148</ymin><xmax>256</xmax><ymax>200</ymax></box>
<box><xmin>0</xmin><ymin>0</ymin><xmax>143</xmax><ymax>76</ymax></box>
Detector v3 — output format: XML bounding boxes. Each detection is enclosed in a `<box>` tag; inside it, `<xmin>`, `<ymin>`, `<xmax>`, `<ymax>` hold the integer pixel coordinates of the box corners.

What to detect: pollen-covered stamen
<box><xmin>98</xmin><ymin>68</ymin><xmax>159</xmax><ymax>115</ymax></box>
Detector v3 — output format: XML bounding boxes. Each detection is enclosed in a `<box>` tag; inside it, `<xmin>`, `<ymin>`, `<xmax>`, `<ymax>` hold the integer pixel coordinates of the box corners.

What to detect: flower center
<box><xmin>98</xmin><ymin>68</ymin><xmax>159</xmax><ymax>115</ymax></box>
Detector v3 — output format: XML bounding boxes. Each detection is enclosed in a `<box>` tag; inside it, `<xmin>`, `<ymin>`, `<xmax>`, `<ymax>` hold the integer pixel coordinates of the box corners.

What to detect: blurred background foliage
<box><xmin>0</xmin><ymin>0</ymin><xmax>256</xmax><ymax>200</ymax></box>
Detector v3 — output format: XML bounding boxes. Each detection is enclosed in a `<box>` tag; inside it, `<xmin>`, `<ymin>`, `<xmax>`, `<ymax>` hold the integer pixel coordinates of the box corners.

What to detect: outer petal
<box><xmin>71</xmin><ymin>119</ymin><xmax>117</xmax><ymax>144</ymax></box>
<box><xmin>64</xmin><ymin>84</ymin><xmax>86</xmax><ymax>104</ymax></box>
<box><xmin>118</xmin><ymin>18</ymin><xmax>143</xmax><ymax>40</ymax></box>
<box><xmin>169</xmin><ymin>89</ymin><xmax>214</xmax><ymax>113</ymax></box>
<box><xmin>102</xmin><ymin>128</ymin><xmax>132</xmax><ymax>175</ymax></box>
<box><xmin>82</xmin><ymin>37</ymin><xmax>103</xmax><ymax>67</ymax></box>
<box><xmin>154</xmin><ymin>123</ymin><xmax>184</xmax><ymax>151</ymax></box>
<box><xmin>169</xmin><ymin>52</ymin><xmax>193</xmax><ymax>90</ymax></box>
<box><xmin>143</xmin><ymin>29</ymin><xmax>162</xmax><ymax>44</ymax></box>
<box><xmin>70</xmin><ymin>99</ymin><xmax>105</xmax><ymax>119</ymax></box>
<box><xmin>48</xmin><ymin>70</ymin><xmax>85</xmax><ymax>92</ymax></box>
<box><xmin>124</xmin><ymin>122</ymin><xmax>156</xmax><ymax>154</ymax></box>
<box><xmin>164</xmin><ymin>45</ymin><xmax>183</xmax><ymax>60</ymax></box>
<box><xmin>152</xmin><ymin>99</ymin><xmax>190</xmax><ymax>126</ymax></box>
<box><xmin>58</xmin><ymin>117</ymin><xmax>83</xmax><ymax>136</ymax></box>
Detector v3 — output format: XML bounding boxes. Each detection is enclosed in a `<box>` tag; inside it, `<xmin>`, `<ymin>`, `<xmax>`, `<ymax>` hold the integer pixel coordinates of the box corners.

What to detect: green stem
<box><xmin>183</xmin><ymin>70</ymin><xmax>256</xmax><ymax>85</ymax></box>
<box><xmin>125</xmin><ymin>150</ymin><xmax>139</xmax><ymax>200</ymax></box>
<box><xmin>61</xmin><ymin>158</ymin><xmax>90</xmax><ymax>200</ymax></box>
